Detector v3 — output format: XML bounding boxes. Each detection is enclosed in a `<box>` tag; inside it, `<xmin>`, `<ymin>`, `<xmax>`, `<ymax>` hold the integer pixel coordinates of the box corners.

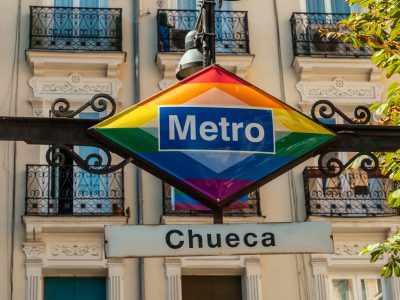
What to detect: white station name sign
<box><xmin>105</xmin><ymin>222</ymin><xmax>333</xmax><ymax>258</ymax></box>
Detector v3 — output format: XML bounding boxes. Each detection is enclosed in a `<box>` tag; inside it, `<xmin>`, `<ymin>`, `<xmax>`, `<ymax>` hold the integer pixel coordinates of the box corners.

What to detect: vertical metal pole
<box><xmin>202</xmin><ymin>0</ymin><xmax>216</xmax><ymax>68</ymax></box>
<box><xmin>133</xmin><ymin>0</ymin><xmax>144</xmax><ymax>299</ymax></box>
<box><xmin>209</xmin><ymin>0</ymin><xmax>216</xmax><ymax>65</ymax></box>
<box><xmin>204</xmin><ymin>0</ymin><xmax>220</xmax><ymax>224</ymax></box>
<box><xmin>213</xmin><ymin>208</ymin><xmax>223</xmax><ymax>224</ymax></box>
<box><xmin>202</xmin><ymin>0</ymin><xmax>210</xmax><ymax>68</ymax></box>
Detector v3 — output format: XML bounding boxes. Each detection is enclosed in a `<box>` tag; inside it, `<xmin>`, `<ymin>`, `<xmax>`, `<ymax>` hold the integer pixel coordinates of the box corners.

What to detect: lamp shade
<box><xmin>176</xmin><ymin>30</ymin><xmax>204</xmax><ymax>80</ymax></box>
<box><xmin>175</xmin><ymin>48</ymin><xmax>203</xmax><ymax>80</ymax></box>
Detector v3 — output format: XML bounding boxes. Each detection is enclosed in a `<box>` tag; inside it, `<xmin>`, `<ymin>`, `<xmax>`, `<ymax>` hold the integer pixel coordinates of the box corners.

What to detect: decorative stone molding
<box><xmin>25</xmin><ymin>50</ymin><xmax>126</xmax><ymax>77</ymax></box>
<box><xmin>292</xmin><ymin>57</ymin><xmax>384</xmax><ymax>116</ymax></box>
<box><xmin>296</xmin><ymin>77</ymin><xmax>383</xmax><ymax>104</ymax></box>
<box><xmin>25</xmin><ymin>263</ymin><xmax>43</xmax><ymax>300</ymax></box>
<box><xmin>28</xmin><ymin>73</ymin><xmax>122</xmax><ymax>100</ymax></box>
<box><xmin>23</xmin><ymin>243</ymin><xmax>46</xmax><ymax>261</ymax></box>
<box><xmin>50</xmin><ymin>243</ymin><xmax>101</xmax><ymax>257</ymax></box>
<box><xmin>32</xmin><ymin>107</ymin><xmax>43</xmax><ymax>118</ymax></box>
<box><xmin>23</xmin><ymin>215</ymin><xmax>128</xmax><ymax>241</ymax></box>
<box><xmin>48</xmin><ymin>242</ymin><xmax>102</xmax><ymax>260</ymax></box>
<box><xmin>159</xmin><ymin>78</ymin><xmax>176</xmax><ymax>90</ymax></box>
<box><xmin>156</xmin><ymin>52</ymin><xmax>254</xmax><ymax>90</ymax></box>
<box><xmin>313</xmin><ymin>266</ymin><xmax>329</xmax><ymax>300</ymax></box>
<box><xmin>390</xmin><ymin>277</ymin><xmax>400</xmax><ymax>300</ymax></box>
<box><xmin>334</xmin><ymin>244</ymin><xmax>362</xmax><ymax>256</ymax></box>
<box><xmin>244</xmin><ymin>256</ymin><xmax>262</xmax><ymax>300</ymax></box>
<box><xmin>157</xmin><ymin>0</ymin><xmax>166</xmax><ymax>8</ymax></box>
<box><xmin>292</xmin><ymin>57</ymin><xmax>381</xmax><ymax>82</ymax></box>
<box><xmin>108</xmin><ymin>259</ymin><xmax>125</xmax><ymax>300</ymax></box>
<box><xmin>165</xmin><ymin>258</ymin><xmax>183</xmax><ymax>300</ymax></box>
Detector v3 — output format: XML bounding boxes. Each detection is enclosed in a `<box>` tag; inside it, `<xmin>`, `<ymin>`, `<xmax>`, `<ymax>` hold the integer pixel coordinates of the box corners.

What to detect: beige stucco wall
<box><xmin>0</xmin><ymin>0</ymin><xmax>395</xmax><ymax>299</ymax></box>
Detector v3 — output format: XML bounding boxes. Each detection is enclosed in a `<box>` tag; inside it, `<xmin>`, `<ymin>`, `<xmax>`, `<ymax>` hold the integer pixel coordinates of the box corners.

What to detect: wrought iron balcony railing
<box><xmin>26</xmin><ymin>165</ymin><xmax>124</xmax><ymax>216</ymax></box>
<box><xmin>304</xmin><ymin>167</ymin><xmax>399</xmax><ymax>217</ymax></box>
<box><xmin>157</xmin><ymin>9</ymin><xmax>250</xmax><ymax>54</ymax></box>
<box><xmin>29</xmin><ymin>6</ymin><xmax>122</xmax><ymax>51</ymax></box>
<box><xmin>290</xmin><ymin>12</ymin><xmax>374</xmax><ymax>58</ymax></box>
<box><xmin>163</xmin><ymin>183</ymin><xmax>260</xmax><ymax>216</ymax></box>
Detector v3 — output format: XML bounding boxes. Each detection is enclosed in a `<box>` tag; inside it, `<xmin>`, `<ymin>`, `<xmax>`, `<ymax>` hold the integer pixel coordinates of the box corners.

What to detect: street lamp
<box><xmin>175</xmin><ymin>31</ymin><xmax>203</xmax><ymax>80</ymax></box>
<box><xmin>175</xmin><ymin>0</ymin><xmax>240</xmax><ymax>80</ymax></box>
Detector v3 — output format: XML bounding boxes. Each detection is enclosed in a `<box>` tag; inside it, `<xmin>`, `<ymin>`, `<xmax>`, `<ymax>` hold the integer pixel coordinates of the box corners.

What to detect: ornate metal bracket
<box><xmin>318</xmin><ymin>151</ymin><xmax>379</xmax><ymax>177</ymax></box>
<box><xmin>46</xmin><ymin>144</ymin><xmax>132</xmax><ymax>175</ymax></box>
<box><xmin>51</xmin><ymin>93</ymin><xmax>116</xmax><ymax>120</ymax></box>
<box><xmin>311</xmin><ymin>100</ymin><xmax>371</xmax><ymax>124</ymax></box>
<box><xmin>48</xmin><ymin>93</ymin><xmax>132</xmax><ymax>174</ymax></box>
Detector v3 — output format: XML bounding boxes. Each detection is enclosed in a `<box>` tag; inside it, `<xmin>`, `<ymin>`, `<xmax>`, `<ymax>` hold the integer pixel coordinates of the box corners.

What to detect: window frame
<box><xmin>328</xmin><ymin>274</ymin><xmax>387</xmax><ymax>300</ymax></box>
<box><xmin>303</xmin><ymin>0</ymin><xmax>361</xmax><ymax>13</ymax></box>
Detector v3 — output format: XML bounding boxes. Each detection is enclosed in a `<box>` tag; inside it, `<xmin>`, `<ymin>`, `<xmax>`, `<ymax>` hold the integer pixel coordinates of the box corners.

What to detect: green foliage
<box><xmin>322</xmin><ymin>0</ymin><xmax>400</xmax><ymax>277</ymax></box>
<box><xmin>360</xmin><ymin>231</ymin><xmax>400</xmax><ymax>278</ymax></box>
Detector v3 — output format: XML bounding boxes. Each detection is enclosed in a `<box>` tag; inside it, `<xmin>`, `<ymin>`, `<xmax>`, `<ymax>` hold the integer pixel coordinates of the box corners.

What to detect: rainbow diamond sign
<box><xmin>90</xmin><ymin>65</ymin><xmax>336</xmax><ymax>209</ymax></box>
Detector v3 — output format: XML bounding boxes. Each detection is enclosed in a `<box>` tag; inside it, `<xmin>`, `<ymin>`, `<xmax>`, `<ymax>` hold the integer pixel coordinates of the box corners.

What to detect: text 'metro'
<box><xmin>159</xmin><ymin>106</ymin><xmax>275</xmax><ymax>153</ymax></box>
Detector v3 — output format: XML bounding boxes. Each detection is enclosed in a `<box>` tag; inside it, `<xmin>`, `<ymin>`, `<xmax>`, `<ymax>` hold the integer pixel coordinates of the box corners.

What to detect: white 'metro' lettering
<box><xmin>168</xmin><ymin>115</ymin><xmax>265</xmax><ymax>142</ymax></box>
<box><xmin>169</xmin><ymin>115</ymin><xmax>196</xmax><ymax>140</ymax></box>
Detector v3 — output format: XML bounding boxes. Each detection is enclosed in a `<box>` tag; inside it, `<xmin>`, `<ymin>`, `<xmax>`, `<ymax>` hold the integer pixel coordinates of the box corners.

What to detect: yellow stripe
<box><xmin>273</xmin><ymin>109</ymin><xmax>333</xmax><ymax>134</ymax></box>
<box><xmin>94</xmin><ymin>83</ymin><xmax>219</xmax><ymax>129</ymax></box>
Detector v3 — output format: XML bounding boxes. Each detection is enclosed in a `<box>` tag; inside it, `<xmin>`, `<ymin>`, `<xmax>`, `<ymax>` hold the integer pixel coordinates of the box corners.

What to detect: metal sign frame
<box><xmin>88</xmin><ymin>64</ymin><xmax>339</xmax><ymax>212</ymax></box>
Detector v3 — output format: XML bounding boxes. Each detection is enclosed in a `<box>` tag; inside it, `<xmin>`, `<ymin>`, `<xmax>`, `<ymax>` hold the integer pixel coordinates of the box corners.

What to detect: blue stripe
<box><xmin>140</xmin><ymin>152</ymin><xmax>295</xmax><ymax>180</ymax></box>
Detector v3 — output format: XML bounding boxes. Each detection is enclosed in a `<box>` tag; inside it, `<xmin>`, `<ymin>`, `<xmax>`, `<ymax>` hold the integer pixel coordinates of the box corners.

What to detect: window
<box><xmin>54</xmin><ymin>0</ymin><xmax>108</xmax><ymax>7</ymax></box>
<box><xmin>52</xmin><ymin>0</ymin><xmax>109</xmax><ymax>45</ymax></box>
<box><xmin>176</xmin><ymin>0</ymin><xmax>234</xmax><ymax>52</ymax></box>
<box><xmin>306</xmin><ymin>0</ymin><xmax>361</xmax><ymax>13</ymax></box>
<box><xmin>44</xmin><ymin>277</ymin><xmax>106</xmax><ymax>300</ymax></box>
<box><xmin>165</xmin><ymin>256</ymin><xmax>261</xmax><ymax>300</ymax></box>
<box><xmin>182</xmin><ymin>276</ymin><xmax>242</xmax><ymax>300</ymax></box>
<box><xmin>330</xmin><ymin>276</ymin><xmax>385</xmax><ymax>300</ymax></box>
<box><xmin>50</xmin><ymin>112</ymin><xmax>111</xmax><ymax>215</ymax></box>
<box><xmin>75</xmin><ymin>112</ymin><xmax>111</xmax><ymax>214</ymax></box>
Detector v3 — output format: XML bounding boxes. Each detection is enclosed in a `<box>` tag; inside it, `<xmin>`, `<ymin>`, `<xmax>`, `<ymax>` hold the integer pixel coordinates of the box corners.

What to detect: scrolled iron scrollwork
<box><xmin>51</xmin><ymin>93</ymin><xmax>116</xmax><ymax>120</ymax></box>
<box><xmin>30</xmin><ymin>6</ymin><xmax>122</xmax><ymax>51</ymax></box>
<box><xmin>311</xmin><ymin>100</ymin><xmax>371</xmax><ymax>125</ymax></box>
<box><xmin>318</xmin><ymin>151</ymin><xmax>379</xmax><ymax>177</ymax></box>
<box><xmin>46</xmin><ymin>144</ymin><xmax>132</xmax><ymax>175</ymax></box>
<box><xmin>156</xmin><ymin>9</ymin><xmax>249</xmax><ymax>54</ymax></box>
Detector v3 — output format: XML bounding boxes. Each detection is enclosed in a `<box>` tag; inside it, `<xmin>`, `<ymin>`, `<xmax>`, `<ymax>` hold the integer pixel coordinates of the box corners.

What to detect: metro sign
<box><xmin>90</xmin><ymin>65</ymin><xmax>336</xmax><ymax>209</ymax></box>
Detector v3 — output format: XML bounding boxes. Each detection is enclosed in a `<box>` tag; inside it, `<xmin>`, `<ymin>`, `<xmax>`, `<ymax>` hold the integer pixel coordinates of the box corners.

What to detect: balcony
<box><xmin>304</xmin><ymin>167</ymin><xmax>398</xmax><ymax>217</ymax></box>
<box><xmin>157</xmin><ymin>9</ymin><xmax>250</xmax><ymax>54</ymax></box>
<box><xmin>155</xmin><ymin>9</ymin><xmax>254</xmax><ymax>88</ymax></box>
<box><xmin>29</xmin><ymin>6</ymin><xmax>122</xmax><ymax>51</ymax></box>
<box><xmin>290</xmin><ymin>12</ymin><xmax>374</xmax><ymax>58</ymax></box>
<box><xmin>25</xmin><ymin>165</ymin><xmax>124</xmax><ymax>216</ymax></box>
<box><xmin>162</xmin><ymin>183</ymin><xmax>261</xmax><ymax>217</ymax></box>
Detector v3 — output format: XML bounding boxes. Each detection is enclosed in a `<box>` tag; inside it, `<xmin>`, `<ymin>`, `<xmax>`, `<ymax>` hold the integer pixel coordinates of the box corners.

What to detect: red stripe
<box><xmin>175</xmin><ymin>201</ymin><xmax>248</xmax><ymax>211</ymax></box>
<box><xmin>184</xmin><ymin>178</ymin><xmax>255</xmax><ymax>202</ymax></box>
<box><xmin>179</xmin><ymin>64</ymin><xmax>250</xmax><ymax>86</ymax></box>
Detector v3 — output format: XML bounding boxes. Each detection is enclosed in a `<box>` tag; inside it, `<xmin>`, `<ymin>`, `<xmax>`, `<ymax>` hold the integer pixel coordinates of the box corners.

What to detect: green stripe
<box><xmin>93</xmin><ymin>128</ymin><xmax>334</xmax><ymax>155</ymax></box>
<box><xmin>275</xmin><ymin>132</ymin><xmax>334</xmax><ymax>156</ymax></box>
<box><xmin>93</xmin><ymin>128</ymin><xmax>158</xmax><ymax>152</ymax></box>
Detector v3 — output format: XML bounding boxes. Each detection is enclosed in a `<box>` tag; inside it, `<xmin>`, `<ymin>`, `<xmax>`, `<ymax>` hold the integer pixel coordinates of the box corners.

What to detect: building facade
<box><xmin>0</xmin><ymin>0</ymin><xmax>398</xmax><ymax>299</ymax></box>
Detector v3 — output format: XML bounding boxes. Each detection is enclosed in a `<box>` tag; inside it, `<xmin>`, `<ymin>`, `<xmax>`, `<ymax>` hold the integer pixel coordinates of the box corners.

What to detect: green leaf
<box><xmin>392</xmin><ymin>189</ymin><xmax>400</xmax><ymax>198</ymax></box>
<box><xmin>371</xmin><ymin>250</ymin><xmax>383</xmax><ymax>263</ymax></box>
<box><xmin>386</xmin><ymin>63</ymin><xmax>398</xmax><ymax>78</ymax></box>
<box><xmin>395</xmin><ymin>263</ymin><xmax>400</xmax><ymax>277</ymax></box>
<box><xmin>385</xmin><ymin>264</ymin><xmax>394</xmax><ymax>278</ymax></box>
<box><xmin>376</xmin><ymin>103</ymin><xmax>388</xmax><ymax>115</ymax></box>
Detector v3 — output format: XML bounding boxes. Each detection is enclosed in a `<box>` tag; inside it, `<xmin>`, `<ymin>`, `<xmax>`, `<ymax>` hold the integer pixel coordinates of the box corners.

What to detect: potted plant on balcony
<box><xmin>112</xmin><ymin>203</ymin><xmax>124</xmax><ymax>215</ymax></box>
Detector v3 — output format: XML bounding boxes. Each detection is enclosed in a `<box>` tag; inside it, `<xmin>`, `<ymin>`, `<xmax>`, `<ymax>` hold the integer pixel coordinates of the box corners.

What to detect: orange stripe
<box><xmin>182</xmin><ymin>83</ymin><xmax>291</xmax><ymax>110</ymax></box>
<box><xmin>94</xmin><ymin>83</ymin><xmax>221</xmax><ymax>128</ymax></box>
<box><xmin>180</xmin><ymin>64</ymin><xmax>250</xmax><ymax>85</ymax></box>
